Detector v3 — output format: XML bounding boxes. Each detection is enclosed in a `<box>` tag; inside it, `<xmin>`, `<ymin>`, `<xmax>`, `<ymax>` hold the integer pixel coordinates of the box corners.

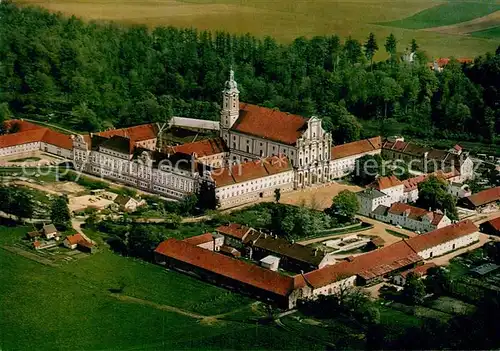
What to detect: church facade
<box><xmin>219</xmin><ymin>70</ymin><xmax>332</xmax><ymax>189</ymax></box>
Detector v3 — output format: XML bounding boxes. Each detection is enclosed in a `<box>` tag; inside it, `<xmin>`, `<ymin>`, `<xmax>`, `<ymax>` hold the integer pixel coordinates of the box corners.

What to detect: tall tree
<box><xmin>326</xmin><ymin>190</ymin><xmax>359</xmax><ymax>223</ymax></box>
<box><xmin>410</xmin><ymin>38</ymin><xmax>419</xmax><ymax>53</ymax></box>
<box><xmin>50</xmin><ymin>196</ymin><xmax>71</xmax><ymax>231</ymax></box>
<box><xmin>344</xmin><ymin>37</ymin><xmax>363</xmax><ymax>64</ymax></box>
<box><xmin>384</xmin><ymin>33</ymin><xmax>397</xmax><ymax>58</ymax></box>
<box><xmin>364</xmin><ymin>32</ymin><xmax>378</xmax><ymax>69</ymax></box>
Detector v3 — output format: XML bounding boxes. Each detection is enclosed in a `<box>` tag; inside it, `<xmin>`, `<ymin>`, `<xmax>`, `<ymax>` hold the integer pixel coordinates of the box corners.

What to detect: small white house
<box><xmin>42</xmin><ymin>224</ymin><xmax>59</xmax><ymax>240</ymax></box>
<box><xmin>260</xmin><ymin>255</ymin><xmax>280</xmax><ymax>271</ymax></box>
<box><xmin>447</xmin><ymin>182</ymin><xmax>471</xmax><ymax>198</ymax></box>
<box><xmin>114</xmin><ymin>195</ymin><xmax>145</xmax><ymax>212</ymax></box>
<box><xmin>63</xmin><ymin>233</ymin><xmax>84</xmax><ymax>250</ymax></box>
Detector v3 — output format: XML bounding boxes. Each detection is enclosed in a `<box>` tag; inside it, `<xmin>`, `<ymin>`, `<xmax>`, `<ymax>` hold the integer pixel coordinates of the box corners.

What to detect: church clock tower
<box><xmin>220</xmin><ymin>69</ymin><xmax>240</xmax><ymax>134</ymax></box>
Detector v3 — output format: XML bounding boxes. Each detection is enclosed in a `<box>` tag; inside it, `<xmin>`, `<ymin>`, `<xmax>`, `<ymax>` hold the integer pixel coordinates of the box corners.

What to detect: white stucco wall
<box><xmin>416</xmin><ymin>232</ymin><xmax>479</xmax><ymax>259</ymax></box>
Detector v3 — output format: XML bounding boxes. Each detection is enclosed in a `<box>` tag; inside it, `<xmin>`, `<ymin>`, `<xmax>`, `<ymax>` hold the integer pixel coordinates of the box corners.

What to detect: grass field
<box><xmin>0</xmin><ymin>224</ymin><xmax>325</xmax><ymax>350</ymax></box>
<box><xmin>383</xmin><ymin>2</ymin><xmax>500</xmax><ymax>30</ymax></box>
<box><xmin>13</xmin><ymin>0</ymin><xmax>500</xmax><ymax>59</ymax></box>
<box><xmin>471</xmin><ymin>25</ymin><xmax>500</xmax><ymax>38</ymax></box>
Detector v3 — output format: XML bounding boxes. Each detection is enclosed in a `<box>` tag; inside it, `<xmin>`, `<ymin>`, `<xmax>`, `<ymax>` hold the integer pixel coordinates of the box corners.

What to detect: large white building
<box><xmin>371</xmin><ymin>202</ymin><xmax>451</xmax><ymax>233</ymax></box>
<box><xmin>72</xmin><ymin>133</ymin><xmax>208</xmax><ymax>200</ymax></box>
<box><xmin>219</xmin><ymin>70</ymin><xmax>332</xmax><ymax>189</ymax></box>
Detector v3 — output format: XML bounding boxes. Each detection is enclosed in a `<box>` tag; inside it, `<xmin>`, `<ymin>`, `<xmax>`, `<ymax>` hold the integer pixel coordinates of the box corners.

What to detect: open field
<box><xmin>471</xmin><ymin>25</ymin><xmax>500</xmax><ymax>38</ymax></box>
<box><xmin>0</xmin><ymin>224</ymin><xmax>325</xmax><ymax>350</ymax></box>
<box><xmin>422</xmin><ymin>10</ymin><xmax>500</xmax><ymax>35</ymax></box>
<box><xmin>13</xmin><ymin>0</ymin><xmax>500</xmax><ymax>58</ymax></box>
<box><xmin>383</xmin><ymin>2</ymin><xmax>500</xmax><ymax>30</ymax></box>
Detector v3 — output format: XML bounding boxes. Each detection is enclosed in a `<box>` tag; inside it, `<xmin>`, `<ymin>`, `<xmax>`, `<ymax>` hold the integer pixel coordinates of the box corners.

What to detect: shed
<box><xmin>260</xmin><ymin>255</ymin><xmax>280</xmax><ymax>271</ymax></box>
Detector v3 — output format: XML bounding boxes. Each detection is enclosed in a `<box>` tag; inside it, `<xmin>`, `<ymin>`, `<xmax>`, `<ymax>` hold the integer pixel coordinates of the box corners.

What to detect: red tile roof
<box><xmin>433</xmin><ymin>58</ymin><xmax>473</xmax><ymax>68</ymax></box>
<box><xmin>4</xmin><ymin>120</ymin><xmax>45</xmax><ymax>132</ymax></box>
<box><xmin>303</xmin><ymin>240</ymin><xmax>422</xmax><ymax>287</ymax></box>
<box><xmin>0</xmin><ymin>123</ymin><xmax>73</xmax><ymax>150</ymax></box>
<box><xmin>65</xmin><ymin>233</ymin><xmax>84</xmax><ymax>246</ymax></box>
<box><xmin>331</xmin><ymin>136</ymin><xmax>381</xmax><ymax>160</ymax></box>
<box><xmin>41</xmin><ymin>128</ymin><xmax>73</xmax><ymax>150</ymax></box>
<box><xmin>215</xmin><ymin>223</ymin><xmax>252</xmax><ymax>240</ymax></box>
<box><xmin>183</xmin><ymin>233</ymin><xmax>214</xmax><ymax>246</ymax></box>
<box><xmin>406</xmin><ymin>220</ymin><xmax>478</xmax><ymax>252</ymax></box>
<box><xmin>155</xmin><ymin>238</ymin><xmax>300</xmax><ymax>296</ymax></box>
<box><xmin>0</xmin><ymin>129</ymin><xmax>47</xmax><ymax>149</ymax></box>
<box><xmin>211</xmin><ymin>155</ymin><xmax>292</xmax><ymax>187</ymax></box>
<box><xmin>172</xmin><ymin>138</ymin><xmax>228</xmax><ymax>158</ymax></box>
<box><xmin>483</xmin><ymin>216</ymin><xmax>500</xmax><ymax>231</ymax></box>
<box><xmin>232</xmin><ymin>103</ymin><xmax>308</xmax><ymax>145</ymax></box>
<box><xmin>464</xmin><ymin>187</ymin><xmax>500</xmax><ymax>208</ymax></box>
<box><xmin>403</xmin><ymin>171</ymin><xmax>459</xmax><ymax>192</ymax></box>
<box><xmin>369</xmin><ymin>175</ymin><xmax>403</xmax><ymax>190</ymax></box>
<box><xmin>388</xmin><ymin>202</ymin><xmax>445</xmax><ymax>226</ymax></box>
<box><xmin>97</xmin><ymin>124</ymin><xmax>157</xmax><ymax>143</ymax></box>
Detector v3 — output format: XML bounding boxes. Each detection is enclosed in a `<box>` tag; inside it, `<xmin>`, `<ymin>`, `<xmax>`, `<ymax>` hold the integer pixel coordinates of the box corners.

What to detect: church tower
<box><xmin>220</xmin><ymin>69</ymin><xmax>240</xmax><ymax>131</ymax></box>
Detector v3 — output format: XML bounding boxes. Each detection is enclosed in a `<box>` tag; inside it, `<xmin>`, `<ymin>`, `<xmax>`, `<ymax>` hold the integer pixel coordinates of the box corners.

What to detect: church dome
<box><xmin>224</xmin><ymin>70</ymin><xmax>239</xmax><ymax>92</ymax></box>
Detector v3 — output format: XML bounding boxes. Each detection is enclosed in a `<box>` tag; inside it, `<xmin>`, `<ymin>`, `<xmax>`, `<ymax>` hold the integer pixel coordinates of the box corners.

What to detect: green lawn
<box><xmin>7</xmin><ymin>156</ymin><xmax>42</xmax><ymax>162</ymax></box>
<box><xmin>0</xmin><ymin>224</ymin><xmax>326</xmax><ymax>350</ymax></box>
<box><xmin>470</xmin><ymin>26</ymin><xmax>500</xmax><ymax>39</ymax></box>
<box><xmin>382</xmin><ymin>2</ymin><xmax>500</xmax><ymax>29</ymax></box>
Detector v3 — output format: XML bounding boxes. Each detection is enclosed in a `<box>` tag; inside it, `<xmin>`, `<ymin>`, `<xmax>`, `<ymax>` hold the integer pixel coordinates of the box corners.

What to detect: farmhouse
<box><xmin>371</xmin><ymin>202</ymin><xmax>451</xmax><ymax>233</ymax></box>
<box><xmin>114</xmin><ymin>195</ymin><xmax>145</xmax><ymax>212</ymax></box>
<box><xmin>63</xmin><ymin>233</ymin><xmax>97</xmax><ymax>253</ymax></box>
<box><xmin>42</xmin><ymin>224</ymin><xmax>59</xmax><ymax>240</ymax></box>
<box><xmin>459</xmin><ymin>186</ymin><xmax>500</xmax><ymax>211</ymax></box>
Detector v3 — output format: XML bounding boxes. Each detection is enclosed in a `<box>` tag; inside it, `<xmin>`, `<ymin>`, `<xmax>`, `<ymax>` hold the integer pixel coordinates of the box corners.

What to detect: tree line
<box><xmin>0</xmin><ymin>2</ymin><xmax>499</xmax><ymax>144</ymax></box>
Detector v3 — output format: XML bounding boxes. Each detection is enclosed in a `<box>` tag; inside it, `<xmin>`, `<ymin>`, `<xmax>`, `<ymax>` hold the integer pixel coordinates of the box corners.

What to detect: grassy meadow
<box><xmin>383</xmin><ymin>2</ymin><xmax>500</xmax><ymax>29</ymax></box>
<box><xmin>12</xmin><ymin>0</ymin><xmax>500</xmax><ymax>59</ymax></box>
<box><xmin>0</xmin><ymin>224</ymin><xmax>323</xmax><ymax>350</ymax></box>
<box><xmin>471</xmin><ymin>25</ymin><xmax>500</xmax><ymax>38</ymax></box>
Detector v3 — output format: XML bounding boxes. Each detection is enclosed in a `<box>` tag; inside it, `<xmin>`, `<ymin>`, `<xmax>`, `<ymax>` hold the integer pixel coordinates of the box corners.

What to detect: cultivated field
<box><xmin>13</xmin><ymin>0</ymin><xmax>500</xmax><ymax>58</ymax></box>
<box><xmin>0</xmin><ymin>225</ymin><xmax>322</xmax><ymax>350</ymax></box>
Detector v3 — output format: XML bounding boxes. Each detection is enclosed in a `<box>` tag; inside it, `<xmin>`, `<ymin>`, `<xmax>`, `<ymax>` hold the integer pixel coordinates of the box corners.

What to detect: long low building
<box><xmin>0</xmin><ymin>120</ymin><xmax>72</xmax><ymax>158</ymax></box>
<box><xmin>215</xmin><ymin>223</ymin><xmax>336</xmax><ymax>273</ymax></box>
<box><xmin>155</xmin><ymin>220</ymin><xmax>479</xmax><ymax>309</ymax></box>
<box><xmin>371</xmin><ymin>202</ymin><xmax>451</xmax><ymax>233</ymax></box>
<box><xmin>459</xmin><ymin>186</ymin><xmax>500</xmax><ymax>210</ymax></box>
<box><xmin>155</xmin><ymin>238</ymin><xmax>309</xmax><ymax>309</ymax></box>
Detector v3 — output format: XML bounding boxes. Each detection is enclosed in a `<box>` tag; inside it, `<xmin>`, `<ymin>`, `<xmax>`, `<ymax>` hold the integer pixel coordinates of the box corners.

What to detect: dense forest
<box><xmin>0</xmin><ymin>2</ymin><xmax>499</xmax><ymax>145</ymax></box>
